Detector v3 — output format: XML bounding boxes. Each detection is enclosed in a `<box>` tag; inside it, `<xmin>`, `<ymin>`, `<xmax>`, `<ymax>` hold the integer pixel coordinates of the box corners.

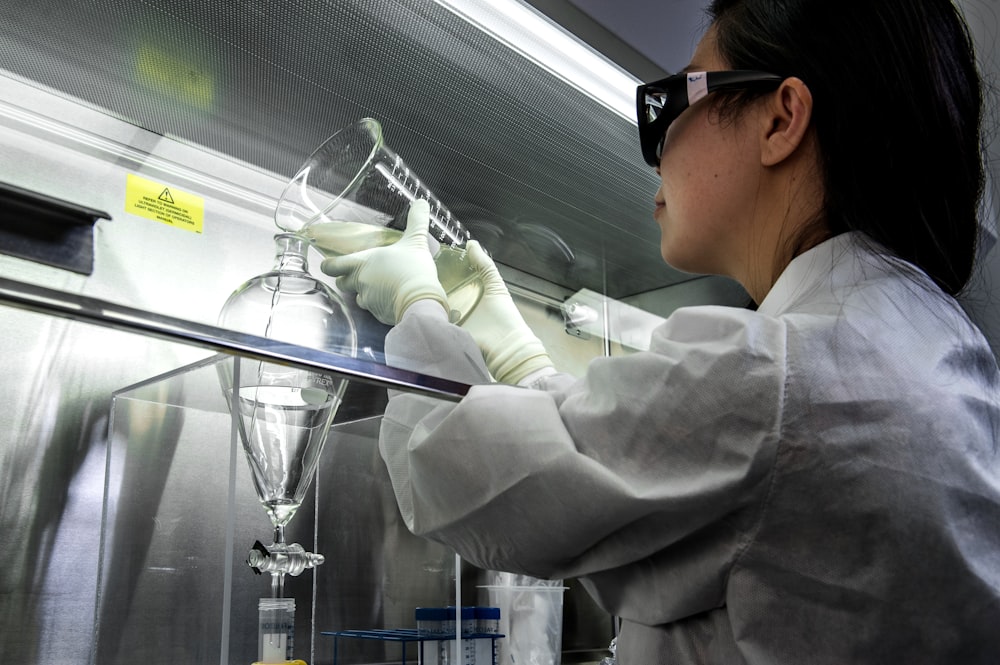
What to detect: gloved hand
<box><xmin>320</xmin><ymin>199</ymin><xmax>449</xmax><ymax>325</ymax></box>
<box><xmin>461</xmin><ymin>240</ymin><xmax>554</xmax><ymax>384</ymax></box>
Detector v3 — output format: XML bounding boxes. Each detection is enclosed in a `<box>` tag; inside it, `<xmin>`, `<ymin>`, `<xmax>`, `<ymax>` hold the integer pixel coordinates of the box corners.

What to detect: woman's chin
<box><xmin>661</xmin><ymin>245</ymin><xmax>701</xmax><ymax>276</ymax></box>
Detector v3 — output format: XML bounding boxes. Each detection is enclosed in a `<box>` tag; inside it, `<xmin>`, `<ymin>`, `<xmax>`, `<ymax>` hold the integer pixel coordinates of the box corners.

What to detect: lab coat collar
<box><xmin>757</xmin><ymin>231</ymin><xmax>881</xmax><ymax>317</ymax></box>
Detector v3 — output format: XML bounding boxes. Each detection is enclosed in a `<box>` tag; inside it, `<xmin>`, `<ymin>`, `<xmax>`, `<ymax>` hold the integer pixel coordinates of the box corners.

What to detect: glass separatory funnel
<box><xmin>274</xmin><ymin>117</ymin><xmax>483</xmax><ymax>324</ymax></box>
<box><xmin>218</xmin><ymin>232</ymin><xmax>358</xmax><ymax>598</ymax></box>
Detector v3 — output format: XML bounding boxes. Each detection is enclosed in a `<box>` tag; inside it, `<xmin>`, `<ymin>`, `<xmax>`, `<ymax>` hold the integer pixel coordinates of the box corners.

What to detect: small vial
<box><xmin>460</xmin><ymin>607</ymin><xmax>476</xmax><ymax>665</ymax></box>
<box><xmin>416</xmin><ymin>607</ymin><xmax>449</xmax><ymax>665</ymax></box>
<box><xmin>474</xmin><ymin>607</ymin><xmax>500</xmax><ymax>635</ymax></box>
<box><xmin>416</xmin><ymin>606</ymin><xmax>447</xmax><ymax>637</ymax></box>
<box><xmin>445</xmin><ymin>606</ymin><xmax>475</xmax><ymax>637</ymax></box>
<box><xmin>258</xmin><ymin>597</ymin><xmax>295</xmax><ymax>663</ymax></box>
<box><xmin>474</xmin><ymin>607</ymin><xmax>501</xmax><ymax>665</ymax></box>
<box><xmin>441</xmin><ymin>607</ymin><xmax>477</xmax><ymax>665</ymax></box>
<box><xmin>436</xmin><ymin>606</ymin><xmax>477</xmax><ymax>665</ymax></box>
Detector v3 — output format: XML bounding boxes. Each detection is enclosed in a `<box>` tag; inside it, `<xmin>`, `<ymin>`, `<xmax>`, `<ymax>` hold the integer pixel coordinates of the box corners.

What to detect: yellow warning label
<box><xmin>125</xmin><ymin>174</ymin><xmax>204</xmax><ymax>233</ymax></box>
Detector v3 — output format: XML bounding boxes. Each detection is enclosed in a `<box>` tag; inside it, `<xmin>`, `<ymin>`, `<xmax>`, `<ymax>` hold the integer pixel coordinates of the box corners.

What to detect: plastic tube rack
<box><xmin>322</xmin><ymin>628</ymin><xmax>504</xmax><ymax>665</ymax></box>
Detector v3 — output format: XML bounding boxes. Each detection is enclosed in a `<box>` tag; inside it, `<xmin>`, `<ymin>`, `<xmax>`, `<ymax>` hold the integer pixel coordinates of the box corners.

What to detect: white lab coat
<box><xmin>378</xmin><ymin>232</ymin><xmax>1000</xmax><ymax>664</ymax></box>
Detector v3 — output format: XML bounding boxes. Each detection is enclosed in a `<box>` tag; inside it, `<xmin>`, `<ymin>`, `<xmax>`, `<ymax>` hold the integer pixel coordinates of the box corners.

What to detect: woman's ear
<box><xmin>761</xmin><ymin>77</ymin><xmax>813</xmax><ymax>167</ymax></box>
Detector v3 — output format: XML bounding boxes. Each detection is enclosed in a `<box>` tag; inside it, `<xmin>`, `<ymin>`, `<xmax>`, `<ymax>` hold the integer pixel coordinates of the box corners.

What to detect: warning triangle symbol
<box><xmin>158</xmin><ymin>188</ymin><xmax>175</xmax><ymax>204</ymax></box>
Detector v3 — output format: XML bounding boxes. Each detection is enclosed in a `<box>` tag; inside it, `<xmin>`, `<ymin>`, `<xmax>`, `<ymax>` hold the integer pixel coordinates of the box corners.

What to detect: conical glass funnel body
<box><xmin>234</xmin><ymin>383</ymin><xmax>335</xmax><ymax>527</ymax></box>
<box><xmin>219</xmin><ymin>233</ymin><xmax>357</xmax><ymax>528</ymax></box>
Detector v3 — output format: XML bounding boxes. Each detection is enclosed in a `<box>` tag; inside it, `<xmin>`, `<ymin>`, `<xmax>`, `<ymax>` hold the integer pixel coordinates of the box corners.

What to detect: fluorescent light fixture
<box><xmin>430</xmin><ymin>0</ymin><xmax>640</xmax><ymax>120</ymax></box>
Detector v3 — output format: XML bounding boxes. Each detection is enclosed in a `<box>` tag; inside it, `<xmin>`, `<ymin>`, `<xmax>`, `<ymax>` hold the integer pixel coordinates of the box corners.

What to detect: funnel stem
<box><xmin>271</xmin><ymin>571</ymin><xmax>287</xmax><ymax>598</ymax></box>
<box><xmin>272</xmin><ymin>526</ymin><xmax>286</xmax><ymax>600</ymax></box>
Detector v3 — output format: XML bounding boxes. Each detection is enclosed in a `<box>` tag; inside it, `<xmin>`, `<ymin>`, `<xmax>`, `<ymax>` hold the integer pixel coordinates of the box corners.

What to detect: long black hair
<box><xmin>707</xmin><ymin>0</ymin><xmax>985</xmax><ymax>296</ymax></box>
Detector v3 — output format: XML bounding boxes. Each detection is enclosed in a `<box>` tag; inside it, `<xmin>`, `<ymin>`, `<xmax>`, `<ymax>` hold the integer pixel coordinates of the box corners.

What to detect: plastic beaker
<box><xmin>275</xmin><ymin>117</ymin><xmax>482</xmax><ymax>323</ymax></box>
<box><xmin>480</xmin><ymin>583</ymin><xmax>566</xmax><ymax>665</ymax></box>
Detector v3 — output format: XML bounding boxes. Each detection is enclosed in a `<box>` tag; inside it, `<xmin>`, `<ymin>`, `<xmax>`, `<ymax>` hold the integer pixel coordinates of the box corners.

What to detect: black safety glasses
<box><xmin>637</xmin><ymin>70</ymin><xmax>784</xmax><ymax>167</ymax></box>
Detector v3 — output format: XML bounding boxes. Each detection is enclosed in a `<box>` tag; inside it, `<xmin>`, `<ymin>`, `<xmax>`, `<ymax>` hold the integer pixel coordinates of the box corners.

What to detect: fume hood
<box><xmin>0</xmin><ymin>0</ymin><xmax>751</xmax><ymax>663</ymax></box>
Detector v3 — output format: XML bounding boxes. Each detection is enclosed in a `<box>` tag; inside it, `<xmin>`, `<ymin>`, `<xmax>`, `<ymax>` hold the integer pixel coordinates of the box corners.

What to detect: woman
<box><xmin>320</xmin><ymin>0</ymin><xmax>1000</xmax><ymax>662</ymax></box>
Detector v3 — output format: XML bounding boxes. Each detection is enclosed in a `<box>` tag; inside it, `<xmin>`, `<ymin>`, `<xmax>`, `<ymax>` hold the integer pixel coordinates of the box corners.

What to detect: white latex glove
<box><xmin>320</xmin><ymin>199</ymin><xmax>449</xmax><ymax>325</ymax></box>
<box><xmin>461</xmin><ymin>240</ymin><xmax>554</xmax><ymax>385</ymax></box>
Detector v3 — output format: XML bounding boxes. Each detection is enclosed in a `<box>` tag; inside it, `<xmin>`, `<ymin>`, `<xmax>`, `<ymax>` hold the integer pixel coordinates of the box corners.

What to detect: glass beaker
<box><xmin>218</xmin><ymin>233</ymin><xmax>357</xmax><ymax>532</ymax></box>
<box><xmin>275</xmin><ymin>117</ymin><xmax>483</xmax><ymax>324</ymax></box>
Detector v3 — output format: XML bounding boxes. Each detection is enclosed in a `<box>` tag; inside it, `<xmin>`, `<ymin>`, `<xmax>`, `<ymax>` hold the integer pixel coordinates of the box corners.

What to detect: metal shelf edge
<box><xmin>0</xmin><ymin>275</ymin><xmax>470</xmax><ymax>401</ymax></box>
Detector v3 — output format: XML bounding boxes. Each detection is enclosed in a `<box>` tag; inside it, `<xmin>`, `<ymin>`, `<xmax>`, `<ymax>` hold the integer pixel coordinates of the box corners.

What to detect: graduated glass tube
<box><xmin>274</xmin><ymin>117</ymin><xmax>483</xmax><ymax>324</ymax></box>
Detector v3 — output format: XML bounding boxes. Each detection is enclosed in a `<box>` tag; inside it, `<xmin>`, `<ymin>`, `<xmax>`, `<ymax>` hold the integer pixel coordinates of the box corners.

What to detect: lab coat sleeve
<box><xmin>379</xmin><ymin>303</ymin><xmax>786</xmax><ymax>622</ymax></box>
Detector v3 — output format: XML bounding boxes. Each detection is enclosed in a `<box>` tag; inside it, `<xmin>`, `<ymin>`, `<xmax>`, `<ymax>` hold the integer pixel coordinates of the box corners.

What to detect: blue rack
<box><xmin>322</xmin><ymin>628</ymin><xmax>504</xmax><ymax>665</ymax></box>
